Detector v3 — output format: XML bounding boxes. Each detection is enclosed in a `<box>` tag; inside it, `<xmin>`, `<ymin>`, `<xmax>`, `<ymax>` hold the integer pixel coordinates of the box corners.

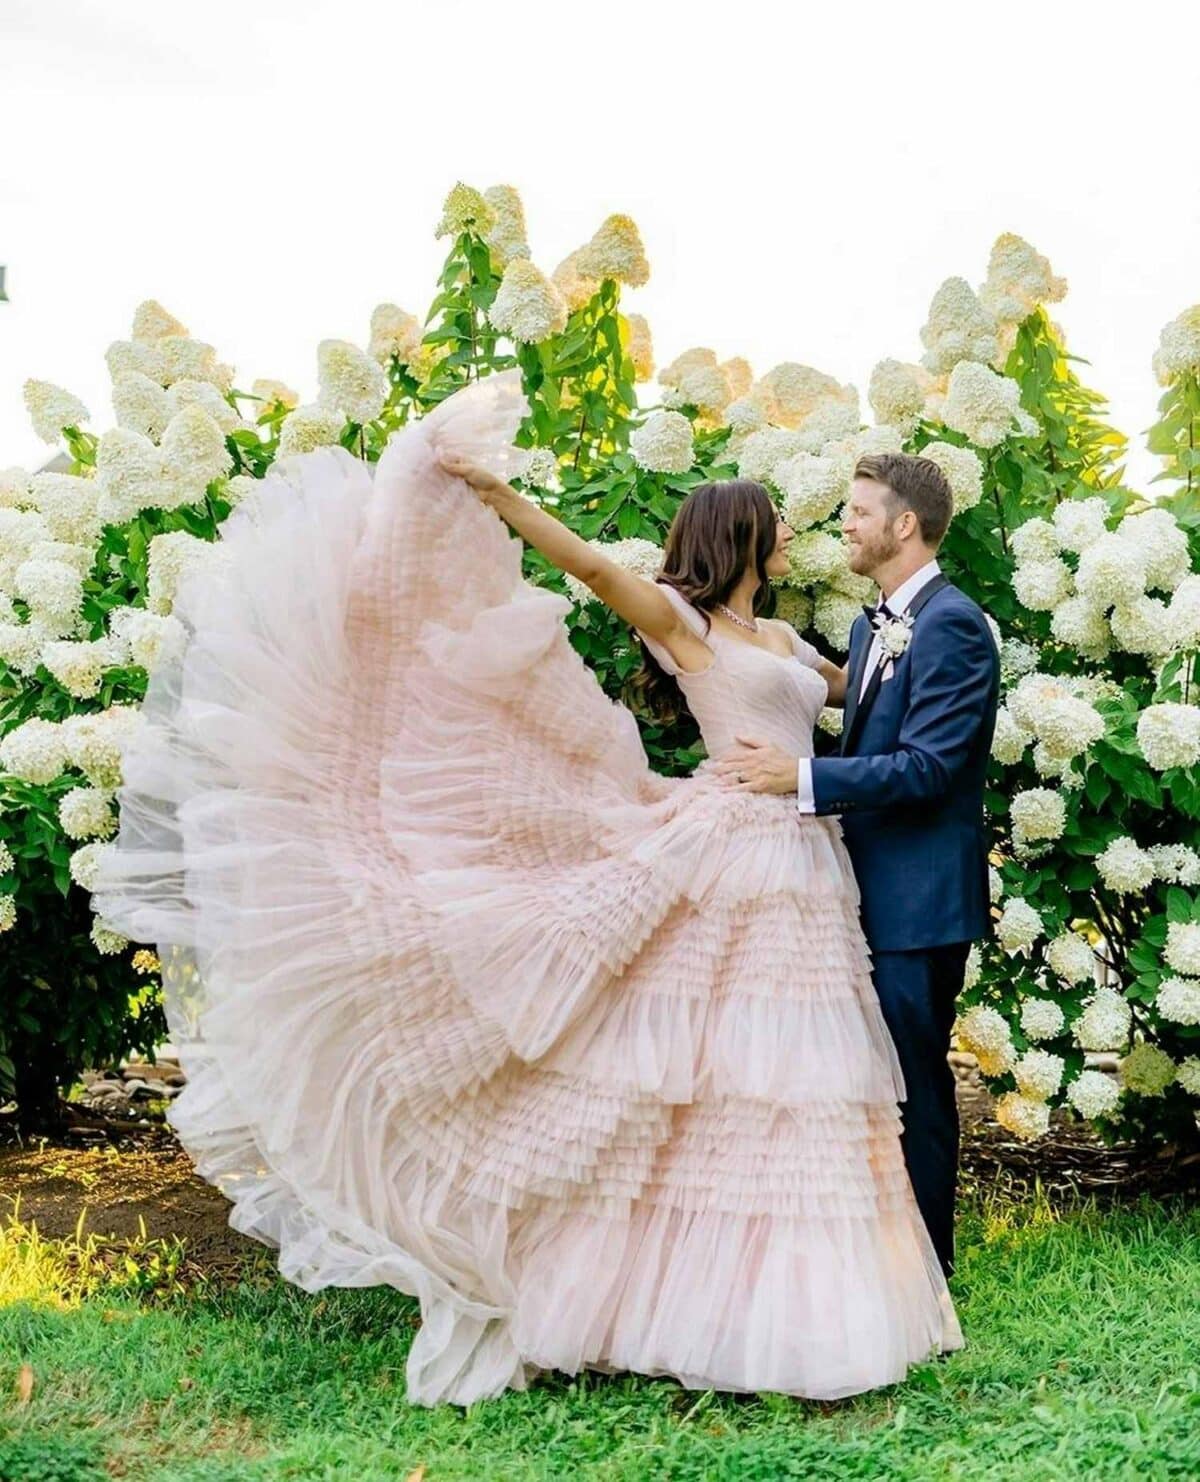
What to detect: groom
<box><xmin>718</xmin><ymin>452</ymin><xmax>1000</xmax><ymax>1274</ymax></box>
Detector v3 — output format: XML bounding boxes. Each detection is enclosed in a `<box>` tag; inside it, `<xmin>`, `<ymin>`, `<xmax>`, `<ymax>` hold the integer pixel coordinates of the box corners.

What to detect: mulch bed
<box><xmin>1</xmin><ymin>1065</ymin><xmax>1196</xmax><ymax>1279</ymax></box>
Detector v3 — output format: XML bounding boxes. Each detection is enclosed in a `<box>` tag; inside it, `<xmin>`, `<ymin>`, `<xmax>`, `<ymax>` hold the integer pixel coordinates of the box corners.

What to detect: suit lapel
<box><xmin>843</xmin><ymin>574</ymin><xmax>950</xmax><ymax>752</ymax></box>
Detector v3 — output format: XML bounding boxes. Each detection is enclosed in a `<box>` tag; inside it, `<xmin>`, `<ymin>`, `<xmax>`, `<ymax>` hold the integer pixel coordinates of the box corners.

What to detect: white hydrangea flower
<box><xmin>989</xmin><ymin>866</ymin><xmax>1004</xmax><ymax>903</ymax></box>
<box><xmin>1152</xmin><ymin>304</ymin><xmax>1200</xmax><ymax>383</ymax></box>
<box><xmin>867</xmin><ymin>360</ymin><xmax>929</xmax><ymax>434</ymax></box>
<box><xmin>95</xmin><ymin>427</ymin><xmax>172</xmax><ymax>524</ymax></box>
<box><xmin>563</xmin><ymin>537</ymin><xmax>662</xmax><ymax>603</ymax></box>
<box><xmin>995</xmin><ymin>1090</ymin><xmax>1051</xmax><ymax>1141</ymax></box>
<box><xmin>919</xmin><ymin>440</ymin><xmax>983</xmax><ymax>515</ymax></box>
<box><xmin>735</xmin><ymin>426</ymin><xmax>808</xmax><ymax>484</ymax></box>
<box><xmin>957</xmin><ymin>1003</ymin><xmax>1016</xmax><ymax>1075</ymax></box>
<box><xmin>1010</xmin><ymin>518</ymin><xmax>1060</xmax><ymax>565</ymax></box>
<box><xmin>1110</xmin><ymin>596</ymin><xmax>1174</xmax><ymax>659</ymax></box>
<box><xmin>551</xmin><ymin>249</ymin><xmax>599</xmax><ymax>313</ymax></box>
<box><xmin>1031</xmin><ymin>744</ymin><xmax>1082</xmax><ymax>789</ymax></box>
<box><xmin>816</xmin><ymin>705</ymin><xmax>844</xmax><ymax>737</ymax></box>
<box><xmin>435</xmin><ymin>182</ymin><xmax>495</xmax><ymax>239</ymax></box>
<box><xmin>574</xmin><ymin>214</ymin><xmax>649</xmax><ymax>287</ymax></box>
<box><xmin>1014</xmin><ymin>1048</ymin><xmax>1065</xmax><ymax>1101</ymax></box>
<box><xmin>997</xmin><ymin>897</ymin><xmax>1044</xmax><ymax>953</ymax></box>
<box><xmin>1051</xmin><ymin>496</ymin><xmax>1110</xmax><ymax>553</ymax></box>
<box><xmin>13</xmin><ymin>557</ymin><xmax>83</xmax><ymax>631</ymax></box>
<box><xmin>1046</xmin><ymin>931</ymin><xmax>1095</xmax><ymax>985</ymax></box>
<box><xmin>514</xmin><ymin>447</ymin><xmax>559</xmax><ymax>489</ymax></box>
<box><xmin>486</xmin><ymin>260</ymin><xmax>569</xmax><ymax>345</ymax></box>
<box><xmin>674</xmin><ymin>363</ymin><xmax>734</xmax><ymax>419</ymax></box>
<box><xmin>316</xmin><ymin>339</ymin><xmax>390</xmax><ymax>424</ymax></box>
<box><xmin>1147</xmin><ymin>844</ymin><xmax>1200</xmax><ymax>887</ymax></box>
<box><xmin>165</xmin><ymin>378</ymin><xmax>245</xmax><ymax>436</ymax></box>
<box><xmin>836</xmin><ymin>424</ymin><xmax>906</xmax><ymax>462</ymax></box>
<box><xmin>0</xmin><ymin>840</ymin><xmax>12</xmax><ymax>874</ymax></box>
<box><xmin>1011</xmin><ymin>787</ymin><xmax>1067</xmax><ymax>844</ymax></box>
<box><xmin>223</xmin><ymin>474</ymin><xmax>259</xmax><ymax>507</ymax></box>
<box><xmin>147</xmin><ymin>530</ymin><xmax>220</xmax><ymax>615</ymax></box>
<box><xmin>1156</xmin><ymin>977</ymin><xmax>1200</xmax><ymax>1025</ymax></box>
<box><xmin>776</xmin><ymin>453</ymin><xmax>849</xmax><ymax>529</ymax></box>
<box><xmin>161</xmin><ymin>406</ymin><xmax>234</xmax><ymax>494</ymax></box>
<box><xmin>787</xmin><ymin>531</ymin><xmax>850</xmax><ymax>585</ymax></box>
<box><xmin>991</xmin><ymin>708</ymin><xmax>1029</xmax><ymax>765</ymax></box>
<box><xmin>105</xmin><ymin>338</ymin><xmax>167</xmax><ymax>385</ymax></box>
<box><xmin>0</xmin><ymin>618</ymin><xmax>57</xmax><ymax>675</ymax></box>
<box><xmin>941</xmin><ymin>361</ymin><xmax>1032</xmax><ymax>448</ymax></box>
<box><xmin>623</xmin><ymin>314</ymin><xmax>654</xmax><ymax>383</ymax></box>
<box><xmin>131</xmin><ymin>299</ymin><xmax>188</xmax><ymax>341</ymax></box>
<box><xmin>1075</xmin><ymin>532</ymin><xmax>1148</xmax><ymax>610</ymax></box>
<box><xmin>757</xmin><ymin>363</ymin><xmax>856</xmax><ymax>431</ymax></box>
<box><xmin>1095</xmin><ymin>836</ymin><xmax>1155</xmax><ymax>894</ymax></box>
<box><xmin>1120</xmin><ymin>509</ymin><xmax>1191</xmax><ymax>592</ymax></box>
<box><xmin>0</xmin><ymin>466</ymin><xmax>32</xmax><ymax>509</ymax></box>
<box><xmin>658</xmin><ymin>347</ymin><xmax>718</xmax><ymax>389</ymax></box>
<box><xmin>1021</xmin><ymin>997</ymin><xmax>1066</xmax><ymax>1041</ymax></box>
<box><xmin>90</xmin><ymin>917</ymin><xmax>129</xmax><ymax>955</ymax></box>
<box><xmin>1013</xmin><ymin>557</ymin><xmax>1072</xmax><ymax>613</ymax></box>
<box><xmin>962</xmin><ymin>943</ymin><xmax>982</xmax><ymax>990</ymax></box>
<box><xmin>1050</xmin><ymin>596</ymin><xmax>1111</xmax><ymax>660</ymax></box>
<box><xmin>1169</xmin><ymin>575</ymin><xmax>1200</xmax><ymax>652</ymax></box>
<box><xmin>1075</xmin><ymin>987</ymin><xmax>1132</xmax><ymax>1052</ymax></box>
<box><xmin>112</xmin><ymin>371</ymin><xmax>171</xmax><ymax>440</ymax></box>
<box><xmin>999</xmin><ymin>637</ymin><xmax>1039</xmax><ymax>684</ymax></box>
<box><xmin>1176</xmin><ymin>1057</ymin><xmax>1200</xmax><ymax>1097</ymax></box>
<box><xmin>1066</xmin><ymin>1068</ymin><xmax>1121</xmax><ymax>1119</ymax></box>
<box><xmin>250</xmin><ymin>378</ymin><xmax>300</xmax><ymax>413</ymax></box>
<box><xmin>920</xmin><ymin>277</ymin><xmax>1000</xmax><ymax>375</ymax></box>
<box><xmin>58</xmin><ymin>786</ymin><xmax>117</xmax><ymax>841</ymax></box>
<box><xmin>482</xmin><ymin>184</ymin><xmax>530</xmax><ymax>267</ymax></box>
<box><xmin>108</xmin><ymin>606</ymin><xmax>186</xmax><ymax>672</ymax></box>
<box><xmin>721</xmin><ymin>358</ymin><xmax>753</xmax><ymax>401</ymax></box>
<box><xmin>1165</xmin><ymin>921</ymin><xmax>1200</xmax><ymax>976</ymax></box>
<box><xmin>40</xmin><ymin>639</ymin><xmax>111</xmax><ymax>700</ymax></box>
<box><xmin>69</xmin><ymin>840</ymin><xmax>114</xmax><ymax>892</ymax></box>
<box><xmin>28</xmin><ymin>475</ymin><xmax>100</xmax><ymax>550</ymax></box>
<box><xmin>1137</xmin><ymin>704</ymin><xmax>1200</xmax><ymax>772</ymax></box>
<box><xmin>61</xmin><ymin>706</ymin><xmax>142</xmax><ymax>790</ymax></box>
<box><xmin>1036</xmin><ymin>694</ymin><xmax>1105</xmax><ymax>762</ymax></box>
<box><xmin>811</xmin><ymin>589</ymin><xmax>860</xmax><ymax>649</ymax></box>
<box><xmin>0</xmin><ymin>717</ymin><xmax>69</xmax><ymax>784</ymax></box>
<box><xmin>629</xmin><ymin>412</ymin><xmax>694</xmax><ymax>475</ymax></box>
<box><xmin>23</xmin><ymin>380</ymin><xmax>90</xmax><ymax>443</ymax></box>
<box><xmin>0</xmin><ymin>896</ymin><xmax>15</xmax><ymax>933</ymax></box>
<box><xmin>1006</xmin><ymin>671</ymin><xmax>1069</xmax><ymax>733</ymax></box>
<box><xmin>158</xmin><ymin>337</ymin><xmax>228</xmax><ymax>390</ymax></box>
<box><xmin>1119</xmin><ymin>1043</ymin><xmax>1176</xmax><ymax>1097</ymax></box>
<box><xmin>277</xmin><ymin>403</ymin><xmax>343</xmax><ymax>459</ymax></box>
<box><xmin>769</xmin><ymin>587</ymin><xmax>811</xmax><ymax>632</ymax></box>
<box><xmin>979</xmin><ymin>234</ymin><xmax>1067</xmax><ymax>324</ymax></box>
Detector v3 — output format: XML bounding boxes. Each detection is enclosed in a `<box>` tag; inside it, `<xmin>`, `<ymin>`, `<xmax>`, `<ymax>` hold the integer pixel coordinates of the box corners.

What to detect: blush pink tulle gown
<box><xmin>94</xmin><ymin>370</ymin><xmax>962</xmax><ymax>1407</ymax></box>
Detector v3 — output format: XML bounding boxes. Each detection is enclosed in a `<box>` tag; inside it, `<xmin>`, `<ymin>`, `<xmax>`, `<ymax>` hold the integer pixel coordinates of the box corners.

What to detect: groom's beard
<box><xmin>850</xmin><ymin>530</ymin><xmax>900</xmax><ymax>581</ymax></box>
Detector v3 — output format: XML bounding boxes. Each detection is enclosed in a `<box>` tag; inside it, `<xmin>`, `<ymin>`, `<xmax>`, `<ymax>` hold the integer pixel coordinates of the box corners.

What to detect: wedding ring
<box><xmin>737</xmin><ymin>773</ymin><xmax>747</xmax><ymax>784</ymax></box>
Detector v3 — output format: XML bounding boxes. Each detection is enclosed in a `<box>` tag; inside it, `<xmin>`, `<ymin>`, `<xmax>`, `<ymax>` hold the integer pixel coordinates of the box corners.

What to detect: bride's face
<box><xmin>765</xmin><ymin>516</ymin><xmax>794</xmax><ymax>579</ymax></box>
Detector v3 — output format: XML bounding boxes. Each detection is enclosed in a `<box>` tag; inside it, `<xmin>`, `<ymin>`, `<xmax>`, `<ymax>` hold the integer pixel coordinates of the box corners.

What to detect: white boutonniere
<box><xmin>877</xmin><ymin>613</ymin><xmax>915</xmax><ymax>659</ymax></box>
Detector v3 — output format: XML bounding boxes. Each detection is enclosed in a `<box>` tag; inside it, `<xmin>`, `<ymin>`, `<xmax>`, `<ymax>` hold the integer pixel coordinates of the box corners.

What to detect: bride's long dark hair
<box><xmin>632</xmin><ymin>479</ymin><xmax>779</xmax><ymax>725</ymax></box>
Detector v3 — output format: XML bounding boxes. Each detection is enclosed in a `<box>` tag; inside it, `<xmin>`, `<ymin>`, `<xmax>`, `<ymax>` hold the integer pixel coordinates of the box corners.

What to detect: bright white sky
<box><xmin>2</xmin><ymin>0</ymin><xmax>1197</xmax><ymax>490</ymax></box>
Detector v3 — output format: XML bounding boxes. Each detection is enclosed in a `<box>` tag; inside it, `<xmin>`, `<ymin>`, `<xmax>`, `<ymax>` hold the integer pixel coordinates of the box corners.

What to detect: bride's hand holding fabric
<box><xmin>438</xmin><ymin>453</ymin><xmax>710</xmax><ymax>674</ymax></box>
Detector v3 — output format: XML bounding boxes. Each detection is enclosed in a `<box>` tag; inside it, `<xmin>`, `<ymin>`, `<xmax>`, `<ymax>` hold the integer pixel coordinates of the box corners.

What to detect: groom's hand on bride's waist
<box><xmin>716</xmin><ymin>737</ymin><xmax>798</xmax><ymax>795</ymax></box>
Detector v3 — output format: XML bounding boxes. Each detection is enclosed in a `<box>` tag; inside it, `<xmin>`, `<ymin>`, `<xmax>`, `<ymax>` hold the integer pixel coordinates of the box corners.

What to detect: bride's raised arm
<box><xmin>439</xmin><ymin>453</ymin><xmax>706</xmax><ymax>664</ymax></box>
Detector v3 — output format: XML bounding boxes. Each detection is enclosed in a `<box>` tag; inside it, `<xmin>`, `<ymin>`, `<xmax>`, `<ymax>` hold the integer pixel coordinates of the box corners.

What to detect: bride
<box><xmin>95</xmin><ymin>370</ymin><xmax>961</xmax><ymax>1407</ymax></box>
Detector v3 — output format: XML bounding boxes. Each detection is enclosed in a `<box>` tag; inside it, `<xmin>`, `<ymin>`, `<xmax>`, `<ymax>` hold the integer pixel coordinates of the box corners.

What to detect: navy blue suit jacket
<box><xmin>810</xmin><ymin>575</ymin><xmax>1000</xmax><ymax>953</ymax></box>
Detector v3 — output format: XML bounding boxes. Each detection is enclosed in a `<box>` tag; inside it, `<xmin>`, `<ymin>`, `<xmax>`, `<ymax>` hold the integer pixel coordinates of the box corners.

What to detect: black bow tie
<box><xmin>862</xmin><ymin>601</ymin><xmax>896</xmax><ymax>629</ymax></box>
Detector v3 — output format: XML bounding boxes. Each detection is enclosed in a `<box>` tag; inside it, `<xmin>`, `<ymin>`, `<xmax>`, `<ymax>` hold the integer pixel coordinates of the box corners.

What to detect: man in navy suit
<box><xmin>718</xmin><ymin>452</ymin><xmax>1000</xmax><ymax>1274</ymax></box>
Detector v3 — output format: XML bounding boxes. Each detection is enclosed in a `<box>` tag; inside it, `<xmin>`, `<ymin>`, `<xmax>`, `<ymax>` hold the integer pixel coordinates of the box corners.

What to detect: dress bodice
<box><xmin>638</xmin><ymin>586</ymin><xmax>829</xmax><ymax>759</ymax></box>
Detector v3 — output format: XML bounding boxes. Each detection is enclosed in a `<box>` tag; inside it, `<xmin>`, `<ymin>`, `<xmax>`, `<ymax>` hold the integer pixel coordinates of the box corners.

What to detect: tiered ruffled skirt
<box><xmin>96</xmin><ymin>373</ymin><xmax>961</xmax><ymax>1406</ymax></box>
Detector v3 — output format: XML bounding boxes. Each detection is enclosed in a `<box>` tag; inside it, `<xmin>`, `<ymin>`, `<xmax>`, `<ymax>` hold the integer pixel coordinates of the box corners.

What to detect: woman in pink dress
<box><xmin>96</xmin><ymin>370</ymin><xmax>961</xmax><ymax>1407</ymax></box>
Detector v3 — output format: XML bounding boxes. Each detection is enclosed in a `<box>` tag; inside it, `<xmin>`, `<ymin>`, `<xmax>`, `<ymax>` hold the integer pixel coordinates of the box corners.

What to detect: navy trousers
<box><xmin>871</xmin><ymin>943</ymin><xmax>971</xmax><ymax>1276</ymax></box>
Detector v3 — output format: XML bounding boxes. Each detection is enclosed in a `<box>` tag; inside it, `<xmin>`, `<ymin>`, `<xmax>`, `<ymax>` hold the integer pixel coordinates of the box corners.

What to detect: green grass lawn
<box><xmin>2</xmin><ymin>1194</ymin><xmax>1199</xmax><ymax>1481</ymax></box>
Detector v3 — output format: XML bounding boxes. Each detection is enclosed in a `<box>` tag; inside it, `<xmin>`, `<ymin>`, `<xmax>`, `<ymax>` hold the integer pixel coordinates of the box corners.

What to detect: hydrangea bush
<box><xmin>3</xmin><ymin>195</ymin><xmax>1199</xmax><ymax>1148</ymax></box>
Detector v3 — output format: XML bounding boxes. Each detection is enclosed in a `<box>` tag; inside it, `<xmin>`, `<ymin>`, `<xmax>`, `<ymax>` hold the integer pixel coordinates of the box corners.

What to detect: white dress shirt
<box><xmin>796</xmin><ymin>559</ymin><xmax>941</xmax><ymax>813</ymax></box>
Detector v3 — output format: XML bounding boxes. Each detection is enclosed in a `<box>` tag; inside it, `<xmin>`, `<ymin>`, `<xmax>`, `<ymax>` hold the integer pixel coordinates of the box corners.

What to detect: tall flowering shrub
<box><xmin>2</xmin><ymin>195</ymin><xmax>1199</xmax><ymax>1148</ymax></box>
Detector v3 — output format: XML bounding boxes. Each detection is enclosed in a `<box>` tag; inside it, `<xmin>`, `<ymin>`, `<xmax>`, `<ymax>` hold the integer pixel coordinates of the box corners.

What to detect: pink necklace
<box><xmin>715</xmin><ymin>603</ymin><xmax>759</xmax><ymax>633</ymax></box>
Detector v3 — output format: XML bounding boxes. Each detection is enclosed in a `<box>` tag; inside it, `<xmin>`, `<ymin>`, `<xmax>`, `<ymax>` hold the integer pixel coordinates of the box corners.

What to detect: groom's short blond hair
<box><xmin>853</xmin><ymin>453</ymin><xmax>954</xmax><ymax>547</ymax></box>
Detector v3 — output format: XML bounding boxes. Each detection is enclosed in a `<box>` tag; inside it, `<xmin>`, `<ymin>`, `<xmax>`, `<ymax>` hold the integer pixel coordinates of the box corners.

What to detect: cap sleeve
<box><xmin>636</xmin><ymin>584</ymin><xmax>709</xmax><ymax>675</ymax></box>
<box><xmin>775</xmin><ymin>620</ymin><xmax>824</xmax><ymax>669</ymax></box>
